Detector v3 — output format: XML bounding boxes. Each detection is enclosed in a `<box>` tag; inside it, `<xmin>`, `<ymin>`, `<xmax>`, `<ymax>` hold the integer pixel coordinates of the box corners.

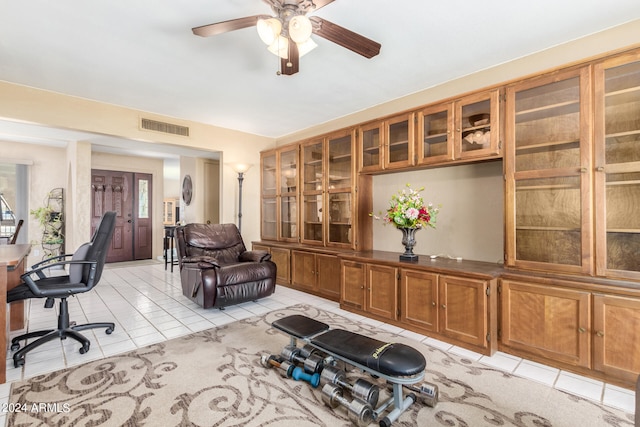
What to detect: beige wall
<box><xmin>0</xmin><ymin>140</ymin><xmax>66</xmax><ymax>264</ymax></box>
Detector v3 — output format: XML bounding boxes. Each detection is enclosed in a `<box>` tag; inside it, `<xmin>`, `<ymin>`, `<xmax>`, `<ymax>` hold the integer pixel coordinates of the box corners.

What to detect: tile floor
<box><xmin>1</xmin><ymin>261</ymin><xmax>635</xmax><ymax>425</ymax></box>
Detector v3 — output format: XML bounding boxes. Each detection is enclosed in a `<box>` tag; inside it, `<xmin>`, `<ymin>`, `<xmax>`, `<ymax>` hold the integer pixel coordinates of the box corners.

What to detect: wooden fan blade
<box><xmin>281</xmin><ymin>39</ymin><xmax>299</xmax><ymax>75</ymax></box>
<box><xmin>309</xmin><ymin>16</ymin><xmax>380</xmax><ymax>58</ymax></box>
<box><xmin>192</xmin><ymin>15</ymin><xmax>271</xmax><ymax>37</ymax></box>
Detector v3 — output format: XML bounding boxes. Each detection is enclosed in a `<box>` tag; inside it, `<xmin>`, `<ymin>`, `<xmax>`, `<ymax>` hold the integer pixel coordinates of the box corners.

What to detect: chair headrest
<box><xmin>183</xmin><ymin>223</ymin><xmax>242</xmax><ymax>250</ymax></box>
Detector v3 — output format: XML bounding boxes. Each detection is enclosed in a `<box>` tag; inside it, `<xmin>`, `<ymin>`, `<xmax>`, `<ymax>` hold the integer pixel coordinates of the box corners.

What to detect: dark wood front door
<box><xmin>91</xmin><ymin>170</ymin><xmax>152</xmax><ymax>263</ymax></box>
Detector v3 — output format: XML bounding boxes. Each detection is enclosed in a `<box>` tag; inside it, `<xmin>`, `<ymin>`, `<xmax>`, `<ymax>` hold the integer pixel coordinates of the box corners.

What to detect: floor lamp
<box><xmin>232</xmin><ymin>163</ymin><xmax>252</xmax><ymax>233</ymax></box>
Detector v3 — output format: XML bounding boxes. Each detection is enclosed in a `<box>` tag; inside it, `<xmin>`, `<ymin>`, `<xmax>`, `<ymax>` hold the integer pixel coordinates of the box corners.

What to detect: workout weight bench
<box><xmin>262</xmin><ymin>314</ymin><xmax>438</xmax><ymax>427</ymax></box>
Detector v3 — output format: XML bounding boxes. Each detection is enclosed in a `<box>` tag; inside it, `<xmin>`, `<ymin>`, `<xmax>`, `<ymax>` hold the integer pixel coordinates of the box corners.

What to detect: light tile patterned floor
<box><xmin>1</xmin><ymin>261</ymin><xmax>635</xmax><ymax>425</ymax></box>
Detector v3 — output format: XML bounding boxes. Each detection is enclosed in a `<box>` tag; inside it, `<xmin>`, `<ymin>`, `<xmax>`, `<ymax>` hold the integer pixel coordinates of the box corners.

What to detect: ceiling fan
<box><xmin>192</xmin><ymin>0</ymin><xmax>381</xmax><ymax>75</ymax></box>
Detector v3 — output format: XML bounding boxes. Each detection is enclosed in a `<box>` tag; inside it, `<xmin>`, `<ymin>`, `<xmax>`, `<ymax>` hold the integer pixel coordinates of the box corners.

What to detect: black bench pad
<box><xmin>311</xmin><ymin>329</ymin><xmax>426</xmax><ymax>377</ymax></box>
<box><xmin>272</xmin><ymin>315</ymin><xmax>330</xmax><ymax>339</ymax></box>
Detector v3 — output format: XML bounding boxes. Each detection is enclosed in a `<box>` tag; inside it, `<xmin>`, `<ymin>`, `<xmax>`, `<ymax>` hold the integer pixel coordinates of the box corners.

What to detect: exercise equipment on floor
<box><xmin>260</xmin><ymin>314</ymin><xmax>439</xmax><ymax>427</ymax></box>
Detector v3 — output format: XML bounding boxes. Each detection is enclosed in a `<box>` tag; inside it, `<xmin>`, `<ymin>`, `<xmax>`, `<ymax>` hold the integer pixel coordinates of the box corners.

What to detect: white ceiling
<box><xmin>1</xmin><ymin>0</ymin><xmax>640</xmax><ymax>155</ymax></box>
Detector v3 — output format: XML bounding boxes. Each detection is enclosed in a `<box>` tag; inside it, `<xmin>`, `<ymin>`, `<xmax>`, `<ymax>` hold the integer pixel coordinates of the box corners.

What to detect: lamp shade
<box><xmin>267</xmin><ymin>36</ymin><xmax>289</xmax><ymax>59</ymax></box>
<box><xmin>297</xmin><ymin>37</ymin><xmax>317</xmax><ymax>57</ymax></box>
<box><xmin>288</xmin><ymin>15</ymin><xmax>312</xmax><ymax>43</ymax></box>
<box><xmin>257</xmin><ymin>18</ymin><xmax>282</xmax><ymax>45</ymax></box>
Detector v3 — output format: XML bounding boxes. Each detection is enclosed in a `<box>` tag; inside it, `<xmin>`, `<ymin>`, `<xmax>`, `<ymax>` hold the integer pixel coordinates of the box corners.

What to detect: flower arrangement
<box><xmin>373</xmin><ymin>184</ymin><xmax>439</xmax><ymax>229</ymax></box>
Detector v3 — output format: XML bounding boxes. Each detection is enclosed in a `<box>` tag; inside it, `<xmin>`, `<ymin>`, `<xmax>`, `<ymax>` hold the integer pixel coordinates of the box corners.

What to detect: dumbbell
<box><xmin>405</xmin><ymin>382</ymin><xmax>438</xmax><ymax>407</ymax></box>
<box><xmin>280</xmin><ymin>344</ymin><xmax>325</xmax><ymax>374</ymax></box>
<box><xmin>387</xmin><ymin>381</ymin><xmax>439</xmax><ymax>407</ymax></box>
<box><xmin>320</xmin><ymin>365</ymin><xmax>380</xmax><ymax>407</ymax></box>
<box><xmin>261</xmin><ymin>354</ymin><xmax>321</xmax><ymax>388</ymax></box>
<box><xmin>321</xmin><ymin>383</ymin><xmax>374</xmax><ymax>427</ymax></box>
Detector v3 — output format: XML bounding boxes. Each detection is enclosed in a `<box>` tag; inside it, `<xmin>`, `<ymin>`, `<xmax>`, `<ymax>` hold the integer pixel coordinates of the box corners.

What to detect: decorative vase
<box><xmin>399</xmin><ymin>227</ymin><xmax>419</xmax><ymax>261</ymax></box>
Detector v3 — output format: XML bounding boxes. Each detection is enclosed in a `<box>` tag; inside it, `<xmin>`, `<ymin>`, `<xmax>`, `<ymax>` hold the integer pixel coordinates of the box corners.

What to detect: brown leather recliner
<box><xmin>175</xmin><ymin>223</ymin><xmax>276</xmax><ymax>309</ymax></box>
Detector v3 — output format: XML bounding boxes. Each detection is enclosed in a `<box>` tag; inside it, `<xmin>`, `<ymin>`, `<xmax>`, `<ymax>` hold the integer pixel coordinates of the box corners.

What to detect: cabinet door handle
<box><xmin>596</xmin><ymin>166</ymin><xmax>604</xmax><ymax>172</ymax></box>
<box><xmin>432</xmin><ymin>301</ymin><xmax>436</xmax><ymax>306</ymax></box>
<box><xmin>578</xmin><ymin>327</ymin><xmax>586</xmax><ymax>333</ymax></box>
<box><xmin>596</xmin><ymin>330</ymin><xmax>604</xmax><ymax>337</ymax></box>
<box><xmin>441</xmin><ymin>304</ymin><xmax>446</xmax><ymax>309</ymax></box>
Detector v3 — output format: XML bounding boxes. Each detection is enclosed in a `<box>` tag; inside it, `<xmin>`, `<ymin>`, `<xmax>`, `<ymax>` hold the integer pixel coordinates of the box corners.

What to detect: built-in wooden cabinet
<box><xmin>593</xmin><ymin>294</ymin><xmax>640</xmax><ymax>383</ymax></box>
<box><xmin>341</xmin><ymin>261</ymin><xmax>398</xmax><ymax>321</ymax></box>
<box><xmin>500</xmin><ymin>275</ymin><xmax>640</xmax><ymax>387</ymax></box>
<box><xmin>257</xmin><ymin>46</ymin><xmax>640</xmax><ymax>389</ymax></box>
<box><xmin>291</xmin><ymin>250</ymin><xmax>341</xmax><ymax>301</ymax></box>
<box><xmin>252</xmin><ymin>243</ymin><xmax>291</xmax><ymax>285</ymax></box>
<box><xmin>594</xmin><ymin>51</ymin><xmax>640</xmax><ymax>281</ymax></box>
<box><xmin>505</xmin><ymin>67</ymin><xmax>592</xmax><ymax>275</ymax></box>
<box><xmin>358</xmin><ymin>113</ymin><xmax>415</xmax><ymax>173</ymax></box>
<box><xmin>300</xmin><ymin>129</ymin><xmax>356</xmax><ymax>249</ymax></box>
<box><xmin>260</xmin><ymin>146</ymin><xmax>299</xmax><ymax>242</ymax></box>
<box><xmin>416</xmin><ymin>89</ymin><xmax>501</xmax><ymax>166</ymax></box>
<box><xmin>500</xmin><ymin>279</ymin><xmax>591</xmax><ymax>368</ymax></box>
<box><xmin>400</xmin><ymin>270</ymin><xmax>438</xmax><ymax>332</ymax></box>
<box><xmin>341</xmin><ymin>254</ymin><xmax>498</xmax><ymax>355</ymax></box>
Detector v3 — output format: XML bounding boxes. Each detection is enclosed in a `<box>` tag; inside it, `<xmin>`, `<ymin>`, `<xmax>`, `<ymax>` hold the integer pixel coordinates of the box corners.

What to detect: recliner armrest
<box><xmin>239</xmin><ymin>250</ymin><xmax>271</xmax><ymax>263</ymax></box>
<box><xmin>181</xmin><ymin>255</ymin><xmax>220</xmax><ymax>269</ymax></box>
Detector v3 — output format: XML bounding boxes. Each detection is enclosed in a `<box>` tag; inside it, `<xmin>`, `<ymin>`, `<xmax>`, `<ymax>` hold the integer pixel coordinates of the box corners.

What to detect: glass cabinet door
<box><xmin>278</xmin><ymin>147</ymin><xmax>298</xmax><ymax>242</ymax></box>
<box><xmin>328</xmin><ymin>131</ymin><xmax>353</xmax><ymax>191</ymax></box>
<box><xmin>417</xmin><ymin>103</ymin><xmax>454</xmax><ymax>165</ymax></box>
<box><xmin>301</xmin><ymin>140</ymin><xmax>324</xmax><ymax>245</ymax></box>
<box><xmin>328</xmin><ymin>192</ymin><xmax>352</xmax><ymax>246</ymax></box>
<box><xmin>594</xmin><ymin>53</ymin><xmax>640</xmax><ymax>279</ymax></box>
<box><xmin>327</xmin><ymin>131</ymin><xmax>355</xmax><ymax>247</ymax></box>
<box><xmin>384</xmin><ymin>113</ymin><xmax>414</xmax><ymax>169</ymax></box>
<box><xmin>456</xmin><ymin>89</ymin><xmax>501</xmax><ymax>160</ymax></box>
<box><xmin>260</xmin><ymin>151</ymin><xmax>277</xmax><ymax>240</ymax></box>
<box><xmin>359</xmin><ymin>121</ymin><xmax>383</xmax><ymax>172</ymax></box>
<box><xmin>505</xmin><ymin>68</ymin><xmax>591</xmax><ymax>274</ymax></box>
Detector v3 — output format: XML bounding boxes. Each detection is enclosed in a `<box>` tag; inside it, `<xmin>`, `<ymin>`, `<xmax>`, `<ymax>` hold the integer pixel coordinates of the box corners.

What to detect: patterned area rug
<box><xmin>7</xmin><ymin>304</ymin><xmax>635</xmax><ymax>426</ymax></box>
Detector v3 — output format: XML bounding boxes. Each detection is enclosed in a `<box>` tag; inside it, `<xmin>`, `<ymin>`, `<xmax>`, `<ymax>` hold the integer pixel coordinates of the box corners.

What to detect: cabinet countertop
<box><xmin>338</xmin><ymin>250</ymin><xmax>504</xmax><ymax>279</ymax></box>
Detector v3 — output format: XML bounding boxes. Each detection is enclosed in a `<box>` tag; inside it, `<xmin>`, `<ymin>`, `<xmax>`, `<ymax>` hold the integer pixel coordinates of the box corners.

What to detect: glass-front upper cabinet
<box><xmin>417</xmin><ymin>102</ymin><xmax>455</xmax><ymax>165</ymax></box>
<box><xmin>260</xmin><ymin>150</ymin><xmax>277</xmax><ymax>240</ymax></box>
<box><xmin>384</xmin><ymin>113</ymin><xmax>415</xmax><ymax>170</ymax></box>
<box><xmin>300</xmin><ymin>130</ymin><xmax>355</xmax><ymax>247</ymax></box>
<box><xmin>455</xmin><ymin>89</ymin><xmax>501</xmax><ymax>160</ymax></box>
<box><xmin>504</xmin><ymin>67</ymin><xmax>592</xmax><ymax>275</ymax></box>
<box><xmin>327</xmin><ymin>131</ymin><xmax>355</xmax><ymax>246</ymax></box>
<box><xmin>278</xmin><ymin>146</ymin><xmax>298</xmax><ymax>242</ymax></box>
<box><xmin>594</xmin><ymin>51</ymin><xmax>640</xmax><ymax>280</ymax></box>
<box><xmin>359</xmin><ymin>121</ymin><xmax>384</xmax><ymax>172</ymax></box>
<box><xmin>301</xmin><ymin>138</ymin><xmax>324</xmax><ymax>245</ymax></box>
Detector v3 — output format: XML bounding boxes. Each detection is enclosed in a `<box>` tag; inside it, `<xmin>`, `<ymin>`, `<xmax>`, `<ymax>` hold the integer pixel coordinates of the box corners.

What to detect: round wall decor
<box><xmin>182</xmin><ymin>175</ymin><xmax>193</xmax><ymax>205</ymax></box>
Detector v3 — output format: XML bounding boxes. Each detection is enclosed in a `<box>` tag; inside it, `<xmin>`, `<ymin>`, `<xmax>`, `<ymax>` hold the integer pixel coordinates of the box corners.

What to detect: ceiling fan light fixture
<box><xmin>257</xmin><ymin>18</ymin><xmax>282</xmax><ymax>45</ymax></box>
<box><xmin>297</xmin><ymin>37</ymin><xmax>317</xmax><ymax>57</ymax></box>
<box><xmin>288</xmin><ymin>15</ymin><xmax>312</xmax><ymax>43</ymax></box>
<box><xmin>267</xmin><ymin>36</ymin><xmax>289</xmax><ymax>59</ymax></box>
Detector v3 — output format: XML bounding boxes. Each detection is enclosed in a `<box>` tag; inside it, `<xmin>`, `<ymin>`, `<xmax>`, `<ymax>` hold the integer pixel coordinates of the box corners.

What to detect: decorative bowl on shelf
<box><xmin>468</xmin><ymin>113</ymin><xmax>490</xmax><ymax>127</ymax></box>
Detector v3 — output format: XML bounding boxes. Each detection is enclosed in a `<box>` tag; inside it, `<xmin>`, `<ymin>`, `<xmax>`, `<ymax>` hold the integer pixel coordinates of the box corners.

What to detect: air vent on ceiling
<box><xmin>140</xmin><ymin>118</ymin><xmax>189</xmax><ymax>137</ymax></box>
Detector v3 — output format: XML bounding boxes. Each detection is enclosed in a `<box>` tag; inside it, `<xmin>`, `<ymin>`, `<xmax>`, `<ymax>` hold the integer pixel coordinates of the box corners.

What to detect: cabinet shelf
<box><xmin>605</xmin><ymin>85</ymin><xmax>640</xmax><ymax>100</ymax></box>
<box><xmin>608</xmin><ymin>229</ymin><xmax>640</xmax><ymax>233</ymax></box>
<box><xmin>606</xmin><ymin>129</ymin><xmax>640</xmax><ymax>139</ymax></box>
<box><xmin>606</xmin><ymin>180</ymin><xmax>640</xmax><ymax>186</ymax></box>
<box><xmin>330</xmin><ymin>153</ymin><xmax>352</xmax><ymax>161</ymax></box>
<box><xmin>515</xmin><ymin>100</ymin><xmax>579</xmax><ymax>122</ymax></box>
<box><xmin>388</xmin><ymin>140</ymin><xmax>409</xmax><ymax>148</ymax></box>
<box><xmin>517</xmin><ymin>183</ymin><xmax>578</xmax><ymax>191</ymax></box>
<box><xmin>516</xmin><ymin>226</ymin><xmax>581</xmax><ymax>232</ymax></box>
<box><xmin>515</xmin><ymin>139</ymin><xmax>579</xmax><ymax>152</ymax></box>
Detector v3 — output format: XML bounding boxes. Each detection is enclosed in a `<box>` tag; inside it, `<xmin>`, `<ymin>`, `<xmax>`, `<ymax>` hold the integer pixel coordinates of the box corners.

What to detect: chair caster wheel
<box><xmin>106</xmin><ymin>328</ymin><xmax>114</xmax><ymax>335</ymax></box>
<box><xmin>14</xmin><ymin>358</ymin><xmax>25</xmax><ymax>368</ymax></box>
<box><xmin>11</xmin><ymin>343</ymin><xmax>20</xmax><ymax>351</ymax></box>
<box><xmin>79</xmin><ymin>344</ymin><xmax>90</xmax><ymax>354</ymax></box>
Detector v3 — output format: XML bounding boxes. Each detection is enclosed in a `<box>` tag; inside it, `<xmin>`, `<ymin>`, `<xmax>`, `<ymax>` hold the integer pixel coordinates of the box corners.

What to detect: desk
<box><xmin>0</xmin><ymin>244</ymin><xmax>30</xmax><ymax>383</ymax></box>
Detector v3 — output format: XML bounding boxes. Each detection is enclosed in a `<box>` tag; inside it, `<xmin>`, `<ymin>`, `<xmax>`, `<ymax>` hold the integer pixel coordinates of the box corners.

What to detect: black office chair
<box><xmin>7</xmin><ymin>211</ymin><xmax>116</xmax><ymax>368</ymax></box>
